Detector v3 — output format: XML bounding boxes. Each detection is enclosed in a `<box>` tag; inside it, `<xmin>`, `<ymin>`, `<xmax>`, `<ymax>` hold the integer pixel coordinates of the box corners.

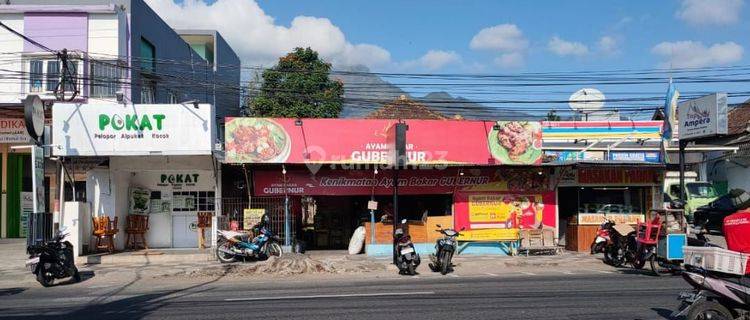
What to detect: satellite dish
<box><xmin>569</xmin><ymin>88</ymin><xmax>605</xmax><ymax>113</ymax></box>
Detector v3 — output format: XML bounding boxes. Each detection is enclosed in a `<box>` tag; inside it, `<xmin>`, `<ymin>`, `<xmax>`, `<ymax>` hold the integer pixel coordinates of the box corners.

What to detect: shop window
<box><xmin>172</xmin><ymin>191</ymin><xmax>214</xmax><ymax>212</ymax></box>
<box><xmin>90</xmin><ymin>60</ymin><xmax>122</xmax><ymax>98</ymax></box>
<box><xmin>140</xmin><ymin>37</ymin><xmax>156</xmax><ymax>73</ymax></box>
<box><xmin>63</xmin><ymin>181</ymin><xmax>87</xmax><ymax>202</ymax></box>
<box><xmin>140</xmin><ymin>79</ymin><xmax>156</xmax><ymax>103</ymax></box>
<box><xmin>29</xmin><ymin>60</ymin><xmax>43</xmax><ymax>92</ymax></box>
<box><xmin>45</xmin><ymin>61</ymin><xmax>59</xmax><ymax>91</ymax></box>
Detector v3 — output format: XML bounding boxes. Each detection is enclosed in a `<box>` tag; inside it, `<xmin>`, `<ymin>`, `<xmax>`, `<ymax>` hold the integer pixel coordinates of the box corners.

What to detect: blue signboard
<box><xmin>609</xmin><ymin>151</ymin><xmax>660</xmax><ymax>163</ymax></box>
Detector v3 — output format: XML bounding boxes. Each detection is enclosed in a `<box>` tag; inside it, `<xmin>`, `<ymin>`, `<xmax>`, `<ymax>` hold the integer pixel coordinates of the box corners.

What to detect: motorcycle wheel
<box><xmin>686</xmin><ymin>300</ymin><xmax>733</xmax><ymax>320</ymax></box>
<box><xmin>440</xmin><ymin>251</ymin><xmax>452</xmax><ymax>275</ymax></box>
<box><xmin>216</xmin><ymin>241</ymin><xmax>237</xmax><ymax>264</ymax></box>
<box><xmin>632</xmin><ymin>245</ymin><xmax>646</xmax><ymax>270</ymax></box>
<box><xmin>407</xmin><ymin>263</ymin><xmax>416</xmax><ymax>276</ymax></box>
<box><xmin>36</xmin><ymin>268</ymin><xmax>53</xmax><ymax>287</ymax></box>
<box><xmin>267</xmin><ymin>243</ymin><xmax>283</xmax><ymax>258</ymax></box>
<box><xmin>591</xmin><ymin>242</ymin><xmax>604</xmax><ymax>254</ymax></box>
<box><xmin>649</xmin><ymin>254</ymin><xmax>661</xmax><ymax>277</ymax></box>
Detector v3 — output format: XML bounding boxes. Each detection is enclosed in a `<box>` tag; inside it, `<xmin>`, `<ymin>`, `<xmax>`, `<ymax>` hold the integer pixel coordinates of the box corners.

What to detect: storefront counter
<box><xmin>565</xmin><ymin>213</ymin><xmax>644</xmax><ymax>252</ymax></box>
<box><xmin>364</xmin><ymin>216</ymin><xmax>453</xmax><ymax>245</ymax></box>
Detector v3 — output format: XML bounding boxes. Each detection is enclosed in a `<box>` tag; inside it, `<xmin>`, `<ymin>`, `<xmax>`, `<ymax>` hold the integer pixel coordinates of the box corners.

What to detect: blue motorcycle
<box><xmin>216</xmin><ymin>217</ymin><xmax>283</xmax><ymax>263</ymax></box>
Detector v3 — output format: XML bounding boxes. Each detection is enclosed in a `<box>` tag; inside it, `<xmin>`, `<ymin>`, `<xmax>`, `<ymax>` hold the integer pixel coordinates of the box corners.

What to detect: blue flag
<box><xmin>663</xmin><ymin>81</ymin><xmax>679</xmax><ymax>140</ymax></box>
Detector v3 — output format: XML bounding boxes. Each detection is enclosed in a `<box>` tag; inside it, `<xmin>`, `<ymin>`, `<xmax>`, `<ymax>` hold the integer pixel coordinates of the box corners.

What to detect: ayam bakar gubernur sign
<box><xmin>53</xmin><ymin>103</ymin><xmax>215</xmax><ymax>156</ymax></box>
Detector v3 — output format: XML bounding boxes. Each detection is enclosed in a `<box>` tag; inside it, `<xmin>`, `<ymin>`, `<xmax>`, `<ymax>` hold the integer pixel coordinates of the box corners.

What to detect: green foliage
<box><xmin>545</xmin><ymin>110</ymin><xmax>561</xmax><ymax>121</ymax></box>
<box><xmin>248</xmin><ymin>47</ymin><xmax>344</xmax><ymax>118</ymax></box>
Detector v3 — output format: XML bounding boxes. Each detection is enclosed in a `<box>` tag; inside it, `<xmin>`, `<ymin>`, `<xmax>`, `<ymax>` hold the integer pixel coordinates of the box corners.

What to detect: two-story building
<box><xmin>0</xmin><ymin>0</ymin><xmax>240</xmax><ymax>238</ymax></box>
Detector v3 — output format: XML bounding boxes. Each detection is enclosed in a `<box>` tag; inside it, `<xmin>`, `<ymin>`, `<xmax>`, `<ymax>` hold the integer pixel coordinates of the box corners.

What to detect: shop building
<box><xmin>0</xmin><ymin>0</ymin><xmax>239</xmax><ymax>239</ymax></box>
<box><xmin>222</xmin><ymin>117</ymin><xmax>554</xmax><ymax>255</ymax></box>
<box><xmin>52</xmin><ymin>102</ymin><xmax>218</xmax><ymax>253</ymax></box>
<box><xmin>541</xmin><ymin>121</ymin><xmax>667</xmax><ymax>251</ymax></box>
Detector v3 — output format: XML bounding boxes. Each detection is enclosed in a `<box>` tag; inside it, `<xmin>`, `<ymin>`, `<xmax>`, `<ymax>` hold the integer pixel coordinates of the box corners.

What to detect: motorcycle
<box><xmin>429</xmin><ymin>225</ymin><xmax>463</xmax><ymax>275</ymax></box>
<box><xmin>216</xmin><ymin>215</ymin><xmax>283</xmax><ymax>263</ymax></box>
<box><xmin>591</xmin><ymin>219</ymin><xmax>637</xmax><ymax>267</ymax></box>
<box><xmin>591</xmin><ymin>220</ymin><xmax>613</xmax><ymax>255</ymax></box>
<box><xmin>26</xmin><ymin>227</ymin><xmax>81</xmax><ymax>287</ymax></box>
<box><xmin>395</xmin><ymin>219</ymin><xmax>420</xmax><ymax>275</ymax></box>
<box><xmin>671</xmin><ymin>264</ymin><xmax>749</xmax><ymax>320</ymax></box>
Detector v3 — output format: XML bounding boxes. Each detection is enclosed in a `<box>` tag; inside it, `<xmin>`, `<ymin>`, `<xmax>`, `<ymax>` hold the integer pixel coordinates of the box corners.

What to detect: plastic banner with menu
<box><xmin>224</xmin><ymin>118</ymin><xmax>543</xmax><ymax>166</ymax></box>
<box><xmin>454</xmin><ymin>191</ymin><xmax>557</xmax><ymax>241</ymax></box>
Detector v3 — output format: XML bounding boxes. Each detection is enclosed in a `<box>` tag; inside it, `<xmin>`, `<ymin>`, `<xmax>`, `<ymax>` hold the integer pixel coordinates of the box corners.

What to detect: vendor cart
<box><xmin>635</xmin><ymin>208</ymin><xmax>688</xmax><ymax>276</ymax></box>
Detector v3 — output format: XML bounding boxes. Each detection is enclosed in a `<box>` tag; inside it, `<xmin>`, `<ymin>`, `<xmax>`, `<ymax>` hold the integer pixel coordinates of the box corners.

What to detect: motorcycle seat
<box><xmin>219</xmin><ymin>230</ymin><xmax>248</xmax><ymax>239</ymax></box>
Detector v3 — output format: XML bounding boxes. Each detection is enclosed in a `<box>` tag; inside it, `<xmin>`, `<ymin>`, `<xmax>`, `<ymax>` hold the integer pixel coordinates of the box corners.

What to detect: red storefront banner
<box><xmin>225</xmin><ymin>118</ymin><xmax>543</xmax><ymax>165</ymax></box>
<box><xmin>578</xmin><ymin>167</ymin><xmax>659</xmax><ymax>185</ymax></box>
<box><xmin>253</xmin><ymin>167</ymin><xmax>555</xmax><ymax>196</ymax></box>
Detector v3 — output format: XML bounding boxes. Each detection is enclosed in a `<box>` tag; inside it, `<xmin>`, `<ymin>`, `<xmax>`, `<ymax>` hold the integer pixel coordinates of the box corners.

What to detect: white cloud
<box><xmin>469</xmin><ymin>24</ymin><xmax>528</xmax><ymax>68</ymax></box>
<box><xmin>470</xmin><ymin>24</ymin><xmax>528</xmax><ymax>52</ymax></box>
<box><xmin>145</xmin><ymin>0</ymin><xmax>391</xmax><ymax>68</ymax></box>
<box><xmin>494</xmin><ymin>53</ymin><xmax>524</xmax><ymax>68</ymax></box>
<box><xmin>676</xmin><ymin>0</ymin><xmax>744</xmax><ymax>26</ymax></box>
<box><xmin>652</xmin><ymin>41</ymin><xmax>743</xmax><ymax>68</ymax></box>
<box><xmin>547</xmin><ymin>36</ymin><xmax>589</xmax><ymax>56</ymax></box>
<box><xmin>597</xmin><ymin>36</ymin><xmax>619</xmax><ymax>55</ymax></box>
<box><xmin>402</xmin><ymin>50</ymin><xmax>461</xmax><ymax>71</ymax></box>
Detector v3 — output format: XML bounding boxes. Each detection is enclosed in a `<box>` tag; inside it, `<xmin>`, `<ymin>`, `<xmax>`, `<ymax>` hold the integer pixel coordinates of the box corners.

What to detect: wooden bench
<box><xmin>518</xmin><ymin>228</ymin><xmax>562</xmax><ymax>256</ymax></box>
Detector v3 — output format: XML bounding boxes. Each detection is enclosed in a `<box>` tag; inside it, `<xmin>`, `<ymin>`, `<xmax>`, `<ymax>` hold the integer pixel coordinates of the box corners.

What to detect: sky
<box><xmin>149</xmin><ymin>0</ymin><xmax>750</xmax><ymax>115</ymax></box>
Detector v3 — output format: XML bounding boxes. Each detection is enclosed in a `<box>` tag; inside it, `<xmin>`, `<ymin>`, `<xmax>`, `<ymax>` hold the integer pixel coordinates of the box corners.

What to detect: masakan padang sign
<box><xmin>677</xmin><ymin>93</ymin><xmax>728</xmax><ymax>141</ymax></box>
<box><xmin>53</xmin><ymin>103</ymin><xmax>215</xmax><ymax>156</ymax></box>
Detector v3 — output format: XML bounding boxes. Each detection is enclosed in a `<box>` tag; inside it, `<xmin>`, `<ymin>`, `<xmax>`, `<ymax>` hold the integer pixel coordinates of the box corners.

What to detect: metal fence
<box><xmin>26</xmin><ymin>212</ymin><xmax>53</xmax><ymax>249</ymax></box>
<box><xmin>218</xmin><ymin>197</ymin><xmax>298</xmax><ymax>245</ymax></box>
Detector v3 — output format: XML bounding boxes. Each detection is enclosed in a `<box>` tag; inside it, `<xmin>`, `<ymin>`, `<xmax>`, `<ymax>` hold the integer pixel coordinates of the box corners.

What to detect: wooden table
<box><xmin>364</xmin><ymin>216</ymin><xmax>453</xmax><ymax>245</ymax></box>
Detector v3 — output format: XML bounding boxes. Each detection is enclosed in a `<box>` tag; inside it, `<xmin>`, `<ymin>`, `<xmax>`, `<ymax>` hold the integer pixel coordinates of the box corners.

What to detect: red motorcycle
<box><xmin>591</xmin><ymin>220</ymin><xmax>613</xmax><ymax>255</ymax></box>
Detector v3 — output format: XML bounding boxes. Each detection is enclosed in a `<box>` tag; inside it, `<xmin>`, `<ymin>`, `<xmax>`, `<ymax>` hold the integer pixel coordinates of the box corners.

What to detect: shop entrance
<box><xmin>300</xmin><ymin>194</ymin><xmax>453</xmax><ymax>250</ymax></box>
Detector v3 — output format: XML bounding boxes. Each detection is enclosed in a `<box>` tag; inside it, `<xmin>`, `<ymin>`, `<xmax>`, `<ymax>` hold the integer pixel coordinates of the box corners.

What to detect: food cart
<box><xmin>636</xmin><ymin>208</ymin><xmax>687</xmax><ymax>275</ymax></box>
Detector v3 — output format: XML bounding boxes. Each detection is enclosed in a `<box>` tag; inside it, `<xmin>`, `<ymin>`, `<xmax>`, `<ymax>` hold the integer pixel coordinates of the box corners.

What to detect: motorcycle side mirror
<box><xmin>436</xmin><ymin>224</ymin><xmax>442</xmax><ymax>228</ymax></box>
<box><xmin>460</xmin><ymin>227</ymin><xmax>466</xmax><ymax>231</ymax></box>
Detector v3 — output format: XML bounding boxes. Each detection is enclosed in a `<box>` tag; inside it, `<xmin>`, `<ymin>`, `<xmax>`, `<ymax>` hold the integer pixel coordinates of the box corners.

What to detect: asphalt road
<box><xmin>0</xmin><ymin>271</ymin><xmax>689</xmax><ymax>320</ymax></box>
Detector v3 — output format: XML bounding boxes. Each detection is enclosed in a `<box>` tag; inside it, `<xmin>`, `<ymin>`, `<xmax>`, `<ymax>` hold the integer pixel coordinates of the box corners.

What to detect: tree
<box><xmin>248</xmin><ymin>47</ymin><xmax>344</xmax><ymax>118</ymax></box>
<box><xmin>545</xmin><ymin>110</ymin><xmax>561</xmax><ymax>121</ymax></box>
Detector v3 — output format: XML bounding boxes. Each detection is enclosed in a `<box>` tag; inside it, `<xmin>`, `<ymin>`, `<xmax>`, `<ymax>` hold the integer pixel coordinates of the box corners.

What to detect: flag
<box><xmin>662</xmin><ymin>80</ymin><xmax>679</xmax><ymax>140</ymax></box>
<box><xmin>661</xmin><ymin>80</ymin><xmax>679</xmax><ymax>163</ymax></box>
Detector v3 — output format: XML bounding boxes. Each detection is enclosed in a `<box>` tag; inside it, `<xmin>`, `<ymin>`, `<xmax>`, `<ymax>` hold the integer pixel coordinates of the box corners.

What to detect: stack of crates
<box><xmin>683</xmin><ymin>246</ymin><xmax>749</xmax><ymax>275</ymax></box>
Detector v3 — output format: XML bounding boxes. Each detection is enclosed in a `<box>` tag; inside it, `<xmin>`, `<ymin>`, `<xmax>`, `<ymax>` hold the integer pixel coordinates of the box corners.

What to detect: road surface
<box><xmin>0</xmin><ymin>270</ymin><xmax>688</xmax><ymax>320</ymax></box>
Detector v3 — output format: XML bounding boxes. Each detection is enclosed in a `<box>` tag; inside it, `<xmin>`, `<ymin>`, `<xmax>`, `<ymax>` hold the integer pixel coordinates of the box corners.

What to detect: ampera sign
<box><xmin>678</xmin><ymin>93</ymin><xmax>728</xmax><ymax>140</ymax></box>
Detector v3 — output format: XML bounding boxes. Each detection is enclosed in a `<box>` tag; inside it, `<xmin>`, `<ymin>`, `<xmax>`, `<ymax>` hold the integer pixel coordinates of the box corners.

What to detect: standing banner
<box><xmin>454</xmin><ymin>191</ymin><xmax>556</xmax><ymax>241</ymax></box>
<box><xmin>20</xmin><ymin>192</ymin><xmax>33</xmax><ymax>237</ymax></box>
<box><xmin>32</xmin><ymin>146</ymin><xmax>45</xmax><ymax>214</ymax></box>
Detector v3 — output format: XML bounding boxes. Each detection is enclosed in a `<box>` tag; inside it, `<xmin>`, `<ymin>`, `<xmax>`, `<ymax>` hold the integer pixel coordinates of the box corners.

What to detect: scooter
<box><xmin>216</xmin><ymin>215</ymin><xmax>283</xmax><ymax>263</ymax></box>
<box><xmin>429</xmin><ymin>225</ymin><xmax>462</xmax><ymax>275</ymax></box>
<box><xmin>26</xmin><ymin>227</ymin><xmax>81</xmax><ymax>287</ymax></box>
<box><xmin>671</xmin><ymin>264</ymin><xmax>749</xmax><ymax>320</ymax></box>
<box><xmin>591</xmin><ymin>219</ymin><xmax>613</xmax><ymax>255</ymax></box>
<box><xmin>395</xmin><ymin>219</ymin><xmax>420</xmax><ymax>275</ymax></box>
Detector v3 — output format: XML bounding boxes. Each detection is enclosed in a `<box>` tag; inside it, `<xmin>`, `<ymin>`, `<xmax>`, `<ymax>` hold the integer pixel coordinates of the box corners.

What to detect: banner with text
<box><xmin>224</xmin><ymin>118</ymin><xmax>543</xmax><ymax>165</ymax></box>
<box><xmin>53</xmin><ymin>103</ymin><xmax>215</xmax><ymax>156</ymax></box>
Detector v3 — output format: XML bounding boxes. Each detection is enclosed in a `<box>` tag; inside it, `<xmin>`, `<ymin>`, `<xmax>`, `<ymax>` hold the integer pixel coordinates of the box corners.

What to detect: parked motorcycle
<box><xmin>429</xmin><ymin>225</ymin><xmax>463</xmax><ymax>275</ymax></box>
<box><xmin>671</xmin><ymin>264</ymin><xmax>749</xmax><ymax>320</ymax></box>
<box><xmin>26</xmin><ymin>227</ymin><xmax>81</xmax><ymax>287</ymax></box>
<box><xmin>395</xmin><ymin>219</ymin><xmax>420</xmax><ymax>275</ymax></box>
<box><xmin>216</xmin><ymin>215</ymin><xmax>283</xmax><ymax>263</ymax></box>
<box><xmin>591</xmin><ymin>219</ymin><xmax>637</xmax><ymax>267</ymax></box>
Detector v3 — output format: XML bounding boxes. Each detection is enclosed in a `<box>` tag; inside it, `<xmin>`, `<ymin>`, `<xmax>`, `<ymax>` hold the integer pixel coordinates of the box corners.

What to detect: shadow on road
<box><xmin>4</xmin><ymin>255</ymin><xmax>230</xmax><ymax>320</ymax></box>
<box><xmin>0</xmin><ymin>287</ymin><xmax>25</xmax><ymax>296</ymax></box>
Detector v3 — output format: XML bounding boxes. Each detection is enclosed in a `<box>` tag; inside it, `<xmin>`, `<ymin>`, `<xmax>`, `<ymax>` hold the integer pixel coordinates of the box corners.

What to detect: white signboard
<box><xmin>0</xmin><ymin>119</ymin><xmax>33</xmax><ymax>143</ymax></box>
<box><xmin>677</xmin><ymin>93</ymin><xmax>728</xmax><ymax>140</ymax></box>
<box><xmin>53</xmin><ymin>103</ymin><xmax>215</xmax><ymax>156</ymax></box>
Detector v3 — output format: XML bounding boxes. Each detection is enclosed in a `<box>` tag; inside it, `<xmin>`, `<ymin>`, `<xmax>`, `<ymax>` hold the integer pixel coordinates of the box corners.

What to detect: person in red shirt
<box><xmin>724</xmin><ymin>210</ymin><xmax>750</xmax><ymax>253</ymax></box>
<box><xmin>722</xmin><ymin>210</ymin><xmax>750</xmax><ymax>274</ymax></box>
